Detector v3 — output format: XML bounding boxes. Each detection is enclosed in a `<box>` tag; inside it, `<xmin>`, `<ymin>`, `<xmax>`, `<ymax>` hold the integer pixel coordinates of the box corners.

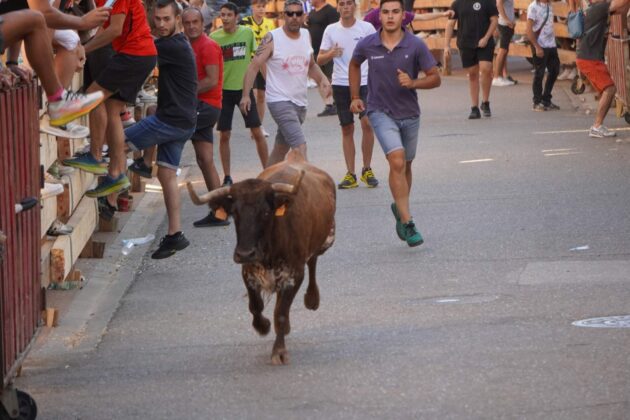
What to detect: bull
<box><xmin>187</xmin><ymin>152</ymin><xmax>336</xmax><ymax>365</ymax></box>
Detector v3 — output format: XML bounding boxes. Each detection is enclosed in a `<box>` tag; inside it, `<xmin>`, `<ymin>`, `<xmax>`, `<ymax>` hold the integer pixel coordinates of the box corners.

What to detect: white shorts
<box><xmin>53</xmin><ymin>29</ymin><xmax>80</xmax><ymax>51</ymax></box>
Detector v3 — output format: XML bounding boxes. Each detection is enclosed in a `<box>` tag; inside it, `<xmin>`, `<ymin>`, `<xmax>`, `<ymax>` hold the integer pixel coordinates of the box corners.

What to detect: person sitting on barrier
<box><xmin>0</xmin><ymin>10</ymin><xmax>104</xmax><ymax>125</ymax></box>
<box><xmin>573</xmin><ymin>0</ymin><xmax>630</xmax><ymax>138</ymax></box>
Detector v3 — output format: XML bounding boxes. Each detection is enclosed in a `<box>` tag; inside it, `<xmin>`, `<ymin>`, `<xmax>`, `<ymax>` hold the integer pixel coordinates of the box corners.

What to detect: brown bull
<box><xmin>187</xmin><ymin>152</ymin><xmax>336</xmax><ymax>365</ymax></box>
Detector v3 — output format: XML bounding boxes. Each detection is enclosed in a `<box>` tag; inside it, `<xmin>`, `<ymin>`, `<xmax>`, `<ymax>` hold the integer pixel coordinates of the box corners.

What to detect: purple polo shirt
<box><xmin>363</xmin><ymin>8</ymin><xmax>415</xmax><ymax>30</ymax></box>
<box><xmin>352</xmin><ymin>29</ymin><xmax>437</xmax><ymax>119</ymax></box>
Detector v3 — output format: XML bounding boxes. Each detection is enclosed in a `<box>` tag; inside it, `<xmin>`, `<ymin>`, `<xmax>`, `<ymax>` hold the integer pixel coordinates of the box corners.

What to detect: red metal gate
<box><xmin>0</xmin><ymin>80</ymin><xmax>42</xmax><ymax>389</ymax></box>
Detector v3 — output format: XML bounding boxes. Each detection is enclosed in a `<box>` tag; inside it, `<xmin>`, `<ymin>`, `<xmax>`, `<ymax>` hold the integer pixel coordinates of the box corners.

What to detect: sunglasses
<box><xmin>285</xmin><ymin>10</ymin><xmax>304</xmax><ymax>16</ymax></box>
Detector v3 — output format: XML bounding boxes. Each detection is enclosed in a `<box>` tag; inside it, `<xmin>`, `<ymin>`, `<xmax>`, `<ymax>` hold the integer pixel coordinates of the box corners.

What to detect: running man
<box><xmin>210</xmin><ymin>1</ymin><xmax>268</xmax><ymax>186</ymax></box>
<box><xmin>350</xmin><ymin>0</ymin><xmax>440</xmax><ymax>247</ymax></box>
<box><xmin>240</xmin><ymin>0</ymin><xmax>332</xmax><ymax>165</ymax></box>
<box><xmin>317</xmin><ymin>0</ymin><xmax>379</xmax><ymax>189</ymax></box>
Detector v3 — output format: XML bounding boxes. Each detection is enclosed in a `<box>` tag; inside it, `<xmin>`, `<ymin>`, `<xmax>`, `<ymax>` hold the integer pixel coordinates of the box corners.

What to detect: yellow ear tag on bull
<box><xmin>275</xmin><ymin>204</ymin><xmax>286</xmax><ymax>217</ymax></box>
<box><xmin>215</xmin><ymin>207</ymin><xmax>228</xmax><ymax>220</ymax></box>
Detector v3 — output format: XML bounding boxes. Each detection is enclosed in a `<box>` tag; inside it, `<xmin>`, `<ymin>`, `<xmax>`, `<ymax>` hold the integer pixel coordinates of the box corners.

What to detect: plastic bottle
<box><xmin>121</xmin><ymin>234</ymin><xmax>155</xmax><ymax>255</ymax></box>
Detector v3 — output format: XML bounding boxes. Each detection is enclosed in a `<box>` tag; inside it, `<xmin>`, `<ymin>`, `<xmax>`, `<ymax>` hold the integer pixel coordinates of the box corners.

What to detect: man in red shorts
<box><xmin>63</xmin><ymin>0</ymin><xmax>157</xmax><ymax>202</ymax></box>
<box><xmin>574</xmin><ymin>0</ymin><xmax>629</xmax><ymax>138</ymax></box>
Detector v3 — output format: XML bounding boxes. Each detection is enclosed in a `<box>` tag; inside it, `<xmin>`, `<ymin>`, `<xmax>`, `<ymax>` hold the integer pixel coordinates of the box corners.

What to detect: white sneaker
<box><xmin>565</xmin><ymin>68</ymin><xmax>577</xmax><ymax>80</ymax></box>
<box><xmin>492</xmin><ymin>77</ymin><xmax>514</xmax><ymax>87</ymax></box>
<box><xmin>137</xmin><ymin>89</ymin><xmax>157</xmax><ymax>104</ymax></box>
<box><xmin>557</xmin><ymin>68</ymin><xmax>571</xmax><ymax>80</ymax></box>
<box><xmin>41</xmin><ymin>182</ymin><xmax>64</xmax><ymax>200</ymax></box>
<box><xmin>589</xmin><ymin>125</ymin><xmax>617</xmax><ymax>138</ymax></box>
<box><xmin>261</xmin><ymin>126</ymin><xmax>270</xmax><ymax>137</ymax></box>
<box><xmin>40</xmin><ymin>122</ymin><xmax>89</xmax><ymax>139</ymax></box>
<box><xmin>307</xmin><ymin>78</ymin><xmax>317</xmax><ymax>89</ymax></box>
<box><xmin>48</xmin><ymin>90</ymin><xmax>104</xmax><ymax>127</ymax></box>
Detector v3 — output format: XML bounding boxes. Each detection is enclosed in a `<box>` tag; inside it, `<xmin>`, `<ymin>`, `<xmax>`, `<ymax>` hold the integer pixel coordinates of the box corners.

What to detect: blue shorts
<box><xmin>367</xmin><ymin>111</ymin><xmax>420</xmax><ymax>161</ymax></box>
<box><xmin>125</xmin><ymin>115</ymin><xmax>194</xmax><ymax>170</ymax></box>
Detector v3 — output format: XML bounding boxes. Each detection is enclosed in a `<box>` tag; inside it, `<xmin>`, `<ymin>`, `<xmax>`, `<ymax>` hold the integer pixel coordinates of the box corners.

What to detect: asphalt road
<box><xmin>16</xmin><ymin>61</ymin><xmax>630</xmax><ymax>419</ymax></box>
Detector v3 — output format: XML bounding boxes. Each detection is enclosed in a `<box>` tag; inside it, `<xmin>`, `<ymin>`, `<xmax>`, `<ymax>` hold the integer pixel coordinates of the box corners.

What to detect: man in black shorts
<box><xmin>445</xmin><ymin>0</ymin><xmax>498</xmax><ymax>119</ymax></box>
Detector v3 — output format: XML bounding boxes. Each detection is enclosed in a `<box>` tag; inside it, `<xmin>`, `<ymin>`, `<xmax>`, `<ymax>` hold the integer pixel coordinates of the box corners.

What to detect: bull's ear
<box><xmin>273</xmin><ymin>192</ymin><xmax>294</xmax><ymax>216</ymax></box>
<box><xmin>210</xmin><ymin>194</ymin><xmax>234</xmax><ymax>216</ymax></box>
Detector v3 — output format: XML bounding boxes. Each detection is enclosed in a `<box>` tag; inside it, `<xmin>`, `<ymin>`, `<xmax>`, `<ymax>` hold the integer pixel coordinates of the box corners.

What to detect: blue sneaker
<box><xmin>62</xmin><ymin>153</ymin><xmax>107</xmax><ymax>175</ymax></box>
<box><xmin>390</xmin><ymin>202</ymin><xmax>405</xmax><ymax>241</ymax></box>
<box><xmin>86</xmin><ymin>174</ymin><xmax>130</xmax><ymax>198</ymax></box>
<box><xmin>403</xmin><ymin>220</ymin><xmax>424</xmax><ymax>247</ymax></box>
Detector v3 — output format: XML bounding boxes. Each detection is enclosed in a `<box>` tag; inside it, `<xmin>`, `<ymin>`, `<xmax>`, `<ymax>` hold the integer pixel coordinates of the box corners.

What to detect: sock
<box><xmin>48</xmin><ymin>88</ymin><xmax>65</xmax><ymax>102</ymax></box>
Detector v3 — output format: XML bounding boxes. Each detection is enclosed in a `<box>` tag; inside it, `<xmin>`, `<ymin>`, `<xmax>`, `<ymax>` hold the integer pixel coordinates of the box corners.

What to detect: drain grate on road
<box><xmin>572</xmin><ymin>315</ymin><xmax>630</xmax><ymax>329</ymax></box>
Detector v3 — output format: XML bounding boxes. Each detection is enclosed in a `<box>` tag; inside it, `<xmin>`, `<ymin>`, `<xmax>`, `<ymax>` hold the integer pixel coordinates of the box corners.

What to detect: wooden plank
<box><xmin>558</xmin><ymin>47</ymin><xmax>576</xmax><ymax>64</ymax></box>
<box><xmin>552</xmin><ymin>2</ymin><xmax>569</xmax><ymax>18</ymax></box>
<box><xmin>40</xmin><ymin>194</ymin><xmax>58</xmax><ymax>238</ymax></box>
<box><xmin>423</xmin><ymin>36</ymin><xmax>458</xmax><ymax>50</ymax></box>
<box><xmin>514</xmin><ymin>0</ymin><xmax>531</xmax><ymax>10</ymax></box>
<box><xmin>411</xmin><ymin>17</ymin><xmax>450</xmax><ymax>31</ymax></box>
<box><xmin>50</xmin><ymin>196</ymin><xmax>98</xmax><ymax>283</ymax></box>
<box><xmin>39</xmin><ymin>133</ymin><xmax>58</xmax><ymax>173</ymax></box>
<box><xmin>40</xmin><ymin>239</ymin><xmax>55</xmax><ymax>289</ymax></box>
<box><xmin>56</xmin><ymin>168</ymin><xmax>97</xmax><ymax>222</ymax></box>
<box><xmin>413</xmin><ymin>0</ymin><xmax>453</xmax><ymax>8</ymax></box>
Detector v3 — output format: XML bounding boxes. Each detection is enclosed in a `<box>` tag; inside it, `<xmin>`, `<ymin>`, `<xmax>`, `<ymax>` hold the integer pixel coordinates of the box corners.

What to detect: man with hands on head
<box><xmin>349</xmin><ymin>0</ymin><xmax>440</xmax><ymax>247</ymax></box>
<box><xmin>240</xmin><ymin>0</ymin><xmax>332</xmax><ymax>165</ymax></box>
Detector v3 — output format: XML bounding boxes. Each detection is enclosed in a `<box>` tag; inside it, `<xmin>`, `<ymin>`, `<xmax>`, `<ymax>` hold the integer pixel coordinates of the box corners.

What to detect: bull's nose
<box><xmin>234</xmin><ymin>248</ymin><xmax>257</xmax><ymax>263</ymax></box>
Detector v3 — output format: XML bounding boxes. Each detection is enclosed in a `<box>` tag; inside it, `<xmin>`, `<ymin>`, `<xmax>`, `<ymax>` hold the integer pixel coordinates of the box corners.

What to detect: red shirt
<box><xmin>191</xmin><ymin>34</ymin><xmax>223</xmax><ymax>108</ymax></box>
<box><xmin>97</xmin><ymin>0</ymin><xmax>156</xmax><ymax>56</ymax></box>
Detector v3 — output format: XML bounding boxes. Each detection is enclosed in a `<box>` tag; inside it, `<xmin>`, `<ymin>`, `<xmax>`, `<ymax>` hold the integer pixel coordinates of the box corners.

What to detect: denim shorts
<box><xmin>125</xmin><ymin>115</ymin><xmax>194</xmax><ymax>170</ymax></box>
<box><xmin>267</xmin><ymin>101</ymin><xmax>307</xmax><ymax>148</ymax></box>
<box><xmin>367</xmin><ymin>111</ymin><xmax>420</xmax><ymax>162</ymax></box>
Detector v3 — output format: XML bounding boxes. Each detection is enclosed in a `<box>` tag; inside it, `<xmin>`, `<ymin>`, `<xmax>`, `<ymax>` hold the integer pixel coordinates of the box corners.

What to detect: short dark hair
<box><xmin>156</xmin><ymin>0</ymin><xmax>182</xmax><ymax>16</ymax></box>
<box><xmin>379</xmin><ymin>0</ymin><xmax>403</xmax><ymax>8</ymax></box>
<box><xmin>182</xmin><ymin>5</ymin><xmax>204</xmax><ymax>20</ymax></box>
<box><xmin>220</xmin><ymin>2</ymin><xmax>239</xmax><ymax>14</ymax></box>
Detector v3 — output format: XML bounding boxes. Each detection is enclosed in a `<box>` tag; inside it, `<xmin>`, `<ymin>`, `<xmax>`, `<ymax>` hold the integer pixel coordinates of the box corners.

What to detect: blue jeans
<box><xmin>368</xmin><ymin>111</ymin><xmax>420</xmax><ymax>161</ymax></box>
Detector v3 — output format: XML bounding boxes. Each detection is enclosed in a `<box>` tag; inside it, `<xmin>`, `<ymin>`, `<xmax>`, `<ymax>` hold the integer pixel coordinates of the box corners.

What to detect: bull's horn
<box><xmin>187</xmin><ymin>183</ymin><xmax>231</xmax><ymax>205</ymax></box>
<box><xmin>271</xmin><ymin>169</ymin><xmax>305</xmax><ymax>195</ymax></box>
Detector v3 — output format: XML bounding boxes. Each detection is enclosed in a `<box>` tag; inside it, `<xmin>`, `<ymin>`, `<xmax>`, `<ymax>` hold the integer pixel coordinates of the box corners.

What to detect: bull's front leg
<box><xmin>304</xmin><ymin>256</ymin><xmax>319</xmax><ymax>311</ymax></box>
<box><xmin>242</xmin><ymin>266</ymin><xmax>270</xmax><ymax>336</ymax></box>
<box><xmin>271</xmin><ymin>269</ymin><xmax>304</xmax><ymax>365</ymax></box>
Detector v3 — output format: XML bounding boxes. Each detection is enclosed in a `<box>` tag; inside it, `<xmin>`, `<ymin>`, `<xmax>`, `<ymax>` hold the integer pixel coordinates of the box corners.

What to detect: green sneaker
<box><xmin>62</xmin><ymin>153</ymin><xmax>108</xmax><ymax>175</ymax></box>
<box><xmin>86</xmin><ymin>174</ymin><xmax>130</xmax><ymax>198</ymax></box>
<box><xmin>360</xmin><ymin>167</ymin><xmax>379</xmax><ymax>187</ymax></box>
<box><xmin>403</xmin><ymin>220</ymin><xmax>424</xmax><ymax>247</ymax></box>
<box><xmin>338</xmin><ymin>172</ymin><xmax>358</xmax><ymax>189</ymax></box>
<box><xmin>390</xmin><ymin>202</ymin><xmax>405</xmax><ymax>241</ymax></box>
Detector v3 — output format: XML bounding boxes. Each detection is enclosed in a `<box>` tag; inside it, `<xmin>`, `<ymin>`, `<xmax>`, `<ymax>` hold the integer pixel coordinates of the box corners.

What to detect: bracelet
<box><xmin>5</xmin><ymin>61</ymin><xmax>18</xmax><ymax>66</ymax></box>
<box><xmin>351</xmin><ymin>96</ymin><xmax>361</xmax><ymax>100</ymax></box>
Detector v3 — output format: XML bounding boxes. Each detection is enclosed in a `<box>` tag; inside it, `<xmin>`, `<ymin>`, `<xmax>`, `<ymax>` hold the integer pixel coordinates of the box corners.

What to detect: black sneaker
<box><xmin>128</xmin><ymin>157</ymin><xmax>152</xmax><ymax>178</ymax></box>
<box><xmin>193</xmin><ymin>211</ymin><xmax>230</xmax><ymax>227</ymax></box>
<box><xmin>468</xmin><ymin>106</ymin><xmax>481</xmax><ymax>119</ymax></box>
<box><xmin>543</xmin><ymin>101</ymin><xmax>560</xmax><ymax>110</ymax></box>
<box><xmin>480</xmin><ymin>101</ymin><xmax>491</xmax><ymax>117</ymax></box>
<box><xmin>97</xmin><ymin>197</ymin><xmax>117</xmax><ymax>221</ymax></box>
<box><xmin>151</xmin><ymin>232</ymin><xmax>190</xmax><ymax>259</ymax></box>
<box><xmin>222</xmin><ymin>175</ymin><xmax>233</xmax><ymax>186</ymax></box>
<box><xmin>506</xmin><ymin>75</ymin><xmax>518</xmax><ymax>85</ymax></box>
<box><xmin>317</xmin><ymin>104</ymin><xmax>337</xmax><ymax>117</ymax></box>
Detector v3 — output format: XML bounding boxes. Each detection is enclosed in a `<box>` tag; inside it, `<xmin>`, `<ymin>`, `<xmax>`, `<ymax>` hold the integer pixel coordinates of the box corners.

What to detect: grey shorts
<box><xmin>0</xmin><ymin>16</ymin><xmax>5</xmax><ymax>54</ymax></box>
<box><xmin>267</xmin><ymin>101</ymin><xmax>307</xmax><ymax>149</ymax></box>
<box><xmin>368</xmin><ymin>110</ymin><xmax>420</xmax><ymax>161</ymax></box>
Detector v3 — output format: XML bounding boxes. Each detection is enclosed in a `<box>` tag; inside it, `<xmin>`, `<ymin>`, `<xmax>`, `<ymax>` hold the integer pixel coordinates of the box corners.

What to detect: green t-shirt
<box><xmin>210</xmin><ymin>26</ymin><xmax>256</xmax><ymax>91</ymax></box>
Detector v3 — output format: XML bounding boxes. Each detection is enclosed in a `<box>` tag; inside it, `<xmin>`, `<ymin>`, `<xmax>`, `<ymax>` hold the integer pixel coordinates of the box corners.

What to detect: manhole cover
<box><xmin>572</xmin><ymin>315</ymin><xmax>630</xmax><ymax>329</ymax></box>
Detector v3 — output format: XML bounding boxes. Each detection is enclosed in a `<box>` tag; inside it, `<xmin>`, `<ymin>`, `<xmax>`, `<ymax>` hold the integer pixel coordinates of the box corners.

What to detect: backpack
<box><xmin>567</xmin><ymin>9</ymin><xmax>585</xmax><ymax>39</ymax></box>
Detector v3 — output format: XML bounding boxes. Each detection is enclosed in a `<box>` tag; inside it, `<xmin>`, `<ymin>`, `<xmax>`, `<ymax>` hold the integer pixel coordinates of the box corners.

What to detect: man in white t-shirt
<box><xmin>317</xmin><ymin>0</ymin><xmax>379</xmax><ymax>189</ymax></box>
<box><xmin>526</xmin><ymin>0</ymin><xmax>560</xmax><ymax>111</ymax></box>
<box><xmin>240</xmin><ymin>0</ymin><xmax>332</xmax><ymax>165</ymax></box>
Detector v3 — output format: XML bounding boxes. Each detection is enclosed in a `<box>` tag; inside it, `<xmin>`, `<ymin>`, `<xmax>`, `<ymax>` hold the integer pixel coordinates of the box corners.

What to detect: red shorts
<box><xmin>576</xmin><ymin>58</ymin><xmax>615</xmax><ymax>93</ymax></box>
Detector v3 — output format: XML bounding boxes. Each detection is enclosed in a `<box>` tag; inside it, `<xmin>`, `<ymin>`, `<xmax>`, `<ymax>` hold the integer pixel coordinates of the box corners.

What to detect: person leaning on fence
<box><xmin>0</xmin><ymin>9</ymin><xmax>104</xmax><ymax>125</ymax></box>
<box><xmin>444</xmin><ymin>0</ymin><xmax>498</xmax><ymax>119</ymax></box>
<box><xmin>526</xmin><ymin>0</ymin><xmax>560</xmax><ymax>111</ymax></box>
<box><xmin>574</xmin><ymin>0</ymin><xmax>630</xmax><ymax>137</ymax></box>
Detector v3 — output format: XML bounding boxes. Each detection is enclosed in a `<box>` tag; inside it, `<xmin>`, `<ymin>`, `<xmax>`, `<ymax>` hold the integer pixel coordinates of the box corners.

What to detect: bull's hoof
<box><xmin>304</xmin><ymin>290</ymin><xmax>319</xmax><ymax>311</ymax></box>
<box><xmin>270</xmin><ymin>349</ymin><xmax>290</xmax><ymax>365</ymax></box>
<box><xmin>253</xmin><ymin>316</ymin><xmax>271</xmax><ymax>336</ymax></box>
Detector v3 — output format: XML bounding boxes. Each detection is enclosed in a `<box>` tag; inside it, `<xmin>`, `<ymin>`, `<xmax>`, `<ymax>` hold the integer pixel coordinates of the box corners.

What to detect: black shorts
<box><xmin>96</xmin><ymin>53</ymin><xmax>156</xmax><ymax>104</ymax></box>
<box><xmin>217</xmin><ymin>89</ymin><xmax>261</xmax><ymax>131</ymax></box>
<box><xmin>83</xmin><ymin>44</ymin><xmax>115</xmax><ymax>91</ymax></box>
<box><xmin>192</xmin><ymin>101</ymin><xmax>221</xmax><ymax>143</ymax></box>
<box><xmin>459</xmin><ymin>39</ymin><xmax>495</xmax><ymax>68</ymax></box>
<box><xmin>0</xmin><ymin>17</ymin><xmax>4</xmax><ymax>54</ymax></box>
<box><xmin>332</xmin><ymin>85</ymin><xmax>368</xmax><ymax>127</ymax></box>
<box><xmin>0</xmin><ymin>0</ymin><xmax>28</xmax><ymax>14</ymax></box>
<box><xmin>253</xmin><ymin>71</ymin><xmax>266</xmax><ymax>90</ymax></box>
<box><xmin>497</xmin><ymin>24</ymin><xmax>514</xmax><ymax>50</ymax></box>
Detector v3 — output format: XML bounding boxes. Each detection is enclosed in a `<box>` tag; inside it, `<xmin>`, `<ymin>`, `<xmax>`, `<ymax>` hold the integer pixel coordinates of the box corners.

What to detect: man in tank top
<box><xmin>239</xmin><ymin>0</ymin><xmax>332</xmax><ymax>165</ymax></box>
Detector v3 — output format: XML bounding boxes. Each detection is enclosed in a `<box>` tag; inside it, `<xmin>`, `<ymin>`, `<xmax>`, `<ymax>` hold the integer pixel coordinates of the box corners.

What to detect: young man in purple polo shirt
<box><xmin>349</xmin><ymin>0</ymin><xmax>440</xmax><ymax>247</ymax></box>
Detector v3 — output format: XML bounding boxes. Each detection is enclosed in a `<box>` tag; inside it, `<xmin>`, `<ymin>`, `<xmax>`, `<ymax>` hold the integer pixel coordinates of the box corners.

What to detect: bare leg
<box><xmin>479</xmin><ymin>61</ymin><xmax>493</xmax><ymax>102</ymax></box>
<box><xmin>53</xmin><ymin>45</ymin><xmax>79</xmax><ymax>89</ymax></box>
<box><xmin>219</xmin><ymin>130</ymin><xmax>231</xmax><ymax>178</ymax></box>
<box><xmin>387</xmin><ymin>150</ymin><xmax>411</xmax><ymax>223</ymax></box>
<box><xmin>104</xmin><ymin>98</ymin><xmax>128</xmax><ymax>178</ymax></box>
<box><xmin>360</xmin><ymin>116</ymin><xmax>374</xmax><ymax>169</ymax></box>
<box><xmin>594</xmin><ymin>85</ymin><xmax>616</xmax><ymax>127</ymax></box>
<box><xmin>341</xmin><ymin>123</ymin><xmax>356</xmax><ymax>174</ymax></box>
<box><xmin>495</xmin><ymin>48</ymin><xmax>508</xmax><ymax>80</ymax></box>
<box><xmin>250</xmin><ymin>127</ymin><xmax>269</xmax><ymax>168</ymax></box>
<box><xmin>157</xmin><ymin>166</ymin><xmax>181</xmax><ymax>235</ymax></box>
<box><xmin>255</xmin><ymin>89</ymin><xmax>266</xmax><ymax>122</ymax></box>
<box><xmin>267</xmin><ymin>142</ymin><xmax>290</xmax><ymax>166</ymax></box>
<box><xmin>192</xmin><ymin>140</ymin><xmax>221</xmax><ymax>191</ymax></box>
<box><xmin>1</xmin><ymin>10</ymin><xmax>61</xmax><ymax>95</ymax></box>
<box><xmin>467</xmin><ymin>64</ymin><xmax>480</xmax><ymax>107</ymax></box>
